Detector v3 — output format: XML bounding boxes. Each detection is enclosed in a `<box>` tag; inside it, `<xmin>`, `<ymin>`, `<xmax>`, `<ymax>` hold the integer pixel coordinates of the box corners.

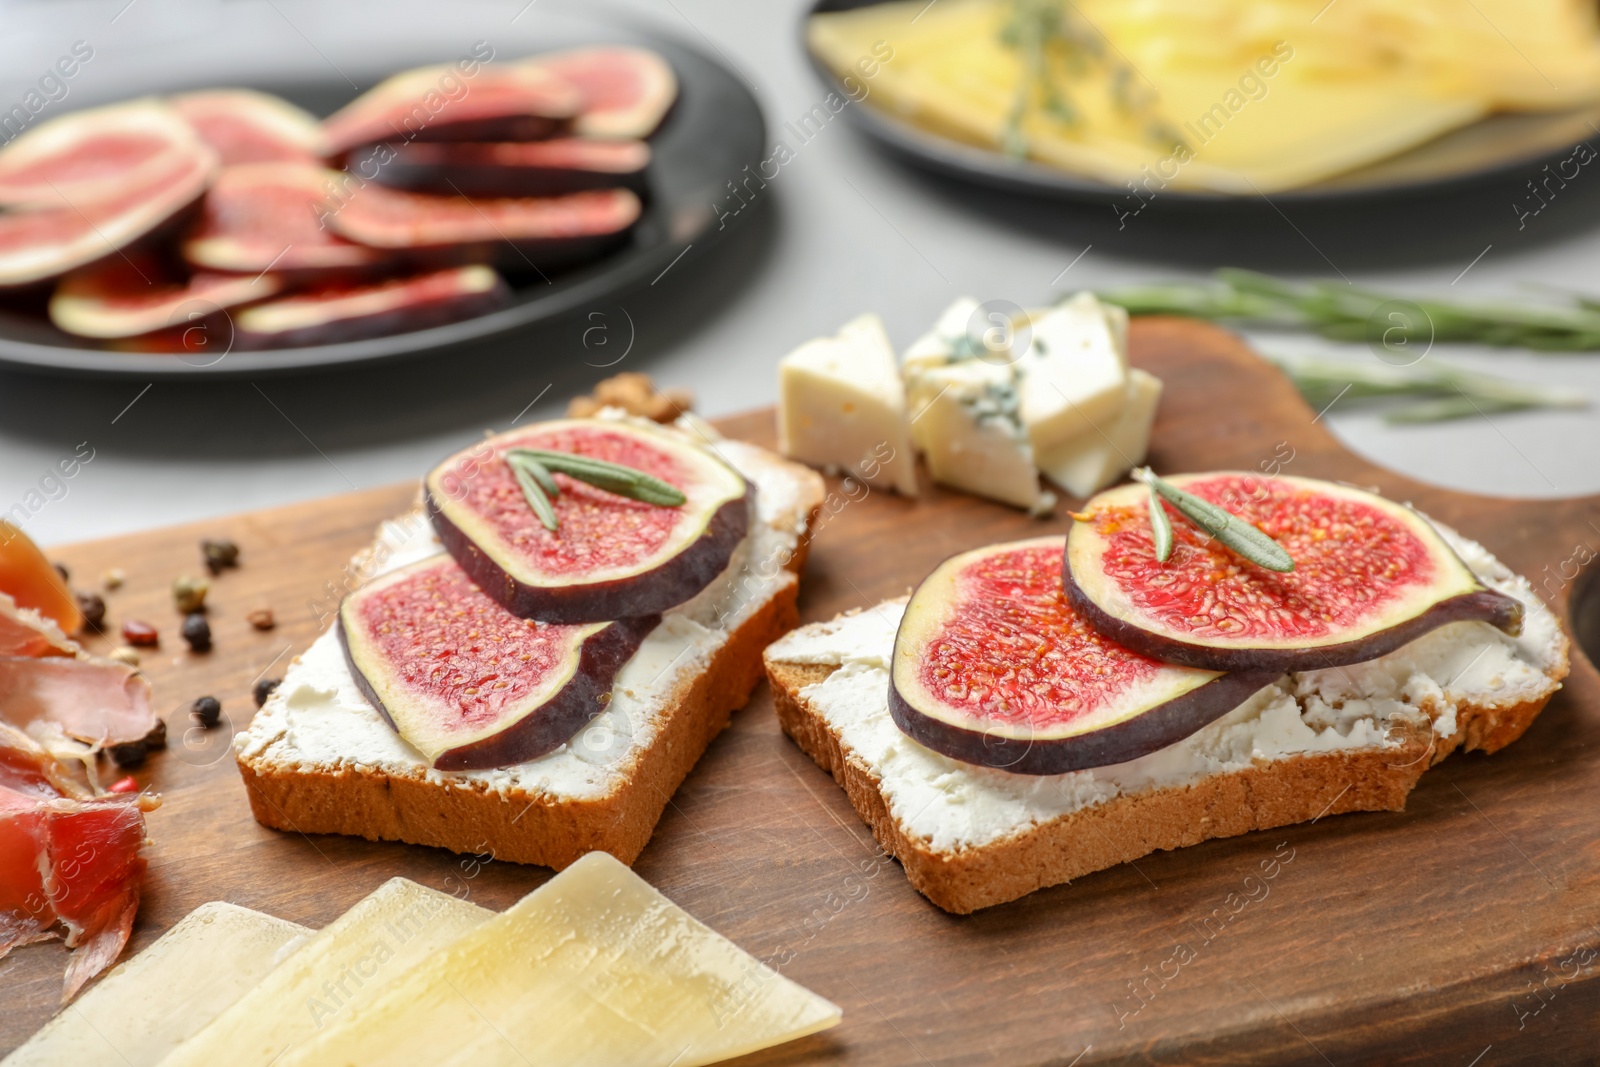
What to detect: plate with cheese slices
<box><xmin>805</xmin><ymin>0</ymin><xmax>1600</xmax><ymax>204</ymax></box>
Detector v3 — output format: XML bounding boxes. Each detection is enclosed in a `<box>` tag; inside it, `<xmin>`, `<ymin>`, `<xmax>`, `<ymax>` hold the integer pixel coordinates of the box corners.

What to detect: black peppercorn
<box><xmin>76</xmin><ymin>592</ymin><xmax>106</xmax><ymax>630</ymax></box>
<box><xmin>253</xmin><ymin>677</ymin><xmax>281</xmax><ymax>708</ymax></box>
<box><xmin>108</xmin><ymin>739</ymin><xmax>147</xmax><ymax>768</ymax></box>
<box><xmin>180</xmin><ymin>612</ymin><xmax>212</xmax><ymax>652</ymax></box>
<box><xmin>192</xmin><ymin>695</ymin><xmax>222</xmax><ymax>728</ymax></box>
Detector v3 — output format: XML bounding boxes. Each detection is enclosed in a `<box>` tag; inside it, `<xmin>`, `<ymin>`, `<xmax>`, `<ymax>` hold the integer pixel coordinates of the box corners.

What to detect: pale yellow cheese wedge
<box><xmin>778</xmin><ymin>312</ymin><xmax>919</xmax><ymax>496</ymax></box>
<box><xmin>159</xmin><ymin>879</ymin><xmax>489</xmax><ymax>1067</ymax></box>
<box><xmin>277</xmin><ymin>852</ymin><xmax>842</xmax><ymax>1067</ymax></box>
<box><xmin>1037</xmin><ymin>368</ymin><xmax>1164</xmax><ymax>498</ymax></box>
<box><xmin>2</xmin><ymin>903</ymin><xmax>307</xmax><ymax>1067</ymax></box>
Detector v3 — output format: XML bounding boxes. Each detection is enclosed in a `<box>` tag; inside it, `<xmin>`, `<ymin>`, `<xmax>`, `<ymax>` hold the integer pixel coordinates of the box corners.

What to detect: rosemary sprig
<box><xmin>1264</xmin><ymin>352</ymin><xmax>1588</xmax><ymax>424</ymax></box>
<box><xmin>996</xmin><ymin>0</ymin><xmax>1179</xmax><ymax>158</ymax></box>
<box><xmin>1146</xmin><ymin>480</ymin><xmax>1174</xmax><ymax>562</ymax></box>
<box><xmin>506</xmin><ymin>448</ymin><xmax>686</xmax><ymax>535</ymax></box>
<box><xmin>510</xmin><ymin>457</ymin><xmax>560</xmax><ymax>533</ymax></box>
<box><xmin>1098</xmin><ymin>269</ymin><xmax>1600</xmax><ymax>351</ymax></box>
<box><xmin>1132</xmin><ymin>467</ymin><xmax>1294</xmax><ymax>573</ymax></box>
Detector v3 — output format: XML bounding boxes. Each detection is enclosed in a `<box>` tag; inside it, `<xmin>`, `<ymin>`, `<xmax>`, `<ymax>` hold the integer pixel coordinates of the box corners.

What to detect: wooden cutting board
<box><xmin>4</xmin><ymin>319</ymin><xmax>1597</xmax><ymax>1066</ymax></box>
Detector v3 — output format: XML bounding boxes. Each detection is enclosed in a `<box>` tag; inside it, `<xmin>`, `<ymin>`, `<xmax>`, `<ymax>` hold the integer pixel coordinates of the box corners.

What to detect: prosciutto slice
<box><xmin>0</xmin><ymin>724</ymin><xmax>156</xmax><ymax>1001</ymax></box>
<box><xmin>0</xmin><ymin>593</ymin><xmax>157</xmax><ymax>747</ymax></box>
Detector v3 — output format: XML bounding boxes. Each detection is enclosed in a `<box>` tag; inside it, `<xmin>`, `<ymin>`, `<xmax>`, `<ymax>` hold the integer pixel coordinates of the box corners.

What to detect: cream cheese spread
<box><xmin>765</xmin><ymin>522</ymin><xmax>1564</xmax><ymax>854</ymax></box>
<box><xmin>236</xmin><ymin>429</ymin><xmax>805</xmax><ymax>803</ymax></box>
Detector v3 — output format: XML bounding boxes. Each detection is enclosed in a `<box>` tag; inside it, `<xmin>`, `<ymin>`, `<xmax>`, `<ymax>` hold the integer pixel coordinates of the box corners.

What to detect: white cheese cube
<box><xmin>1037</xmin><ymin>368</ymin><xmax>1164</xmax><ymax>498</ymax></box>
<box><xmin>1018</xmin><ymin>293</ymin><xmax>1129</xmax><ymax>456</ymax></box>
<box><xmin>778</xmin><ymin>312</ymin><xmax>918</xmax><ymax>496</ymax></box>
<box><xmin>912</xmin><ymin>359</ymin><xmax>1055</xmax><ymax>514</ymax></box>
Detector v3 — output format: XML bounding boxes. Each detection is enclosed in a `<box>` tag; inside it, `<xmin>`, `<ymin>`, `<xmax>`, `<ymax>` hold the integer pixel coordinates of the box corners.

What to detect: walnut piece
<box><xmin>568</xmin><ymin>372</ymin><xmax>693</xmax><ymax>424</ymax></box>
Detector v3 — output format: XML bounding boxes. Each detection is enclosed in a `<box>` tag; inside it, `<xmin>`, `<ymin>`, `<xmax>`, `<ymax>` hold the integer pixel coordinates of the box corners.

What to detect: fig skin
<box><xmin>1063</xmin><ymin>473</ymin><xmax>1526</xmax><ymax>673</ymax></box>
<box><xmin>339</xmin><ymin>609</ymin><xmax>657</xmax><ymax>772</ymax></box>
<box><xmin>232</xmin><ymin>266</ymin><xmax>509</xmax><ymax>349</ymax></box>
<box><xmin>426</xmin><ymin>485</ymin><xmax>751</xmax><ymax>625</ymax></box>
<box><xmin>370</xmin><ymin>139</ymin><xmax>650</xmax><ymax>198</ymax></box>
<box><xmin>888</xmin><ymin>665</ymin><xmax>1275</xmax><ymax>776</ymax></box>
<box><xmin>1064</xmin><ymin>575</ymin><xmax>1522</xmax><ymax>674</ymax></box>
<box><xmin>887</xmin><ymin>536</ymin><xmax>1276</xmax><ymax>776</ymax></box>
<box><xmin>425</xmin><ymin>419</ymin><xmax>753</xmax><ymax>625</ymax></box>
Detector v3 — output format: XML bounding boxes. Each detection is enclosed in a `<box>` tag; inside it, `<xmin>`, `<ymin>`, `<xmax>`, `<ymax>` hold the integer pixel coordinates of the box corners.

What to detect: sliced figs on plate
<box><xmin>338</xmin><ymin>554</ymin><xmax>656</xmax><ymax>770</ymax></box>
<box><xmin>889</xmin><ymin>537</ymin><xmax>1273</xmax><ymax>775</ymax></box>
<box><xmin>1064</xmin><ymin>472</ymin><xmax>1525</xmax><ymax>673</ymax></box>
<box><xmin>233</xmin><ymin>265</ymin><xmax>509</xmax><ymax>348</ymax></box>
<box><xmin>325</xmin><ymin>184</ymin><xmax>641</xmax><ymax>270</ymax></box>
<box><xmin>322</xmin><ymin>64</ymin><xmax>582</xmax><ymax>156</ymax></box>
<box><xmin>534</xmin><ymin>47</ymin><xmax>678</xmax><ymax>139</ymax></box>
<box><xmin>181</xmin><ymin>162</ymin><xmax>392</xmax><ymax>277</ymax></box>
<box><xmin>0</xmin><ymin>149</ymin><xmax>216</xmax><ymax>289</ymax></box>
<box><xmin>371</xmin><ymin>138</ymin><xmax>650</xmax><ymax>197</ymax></box>
<box><xmin>0</xmin><ymin>99</ymin><xmax>212</xmax><ymax>209</ymax></box>
<box><xmin>169</xmin><ymin>89</ymin><xmax>326</xmax><ymax>164</ymax></box>
<box><xmin>49</xmin><ymin>255</ymin><xmax>280</xmax><ymax>339</ymax></box>
<box><xmin>424</xmin><ymin>418</ymin><xmax>751</xmax><ymax>624</ymax></box>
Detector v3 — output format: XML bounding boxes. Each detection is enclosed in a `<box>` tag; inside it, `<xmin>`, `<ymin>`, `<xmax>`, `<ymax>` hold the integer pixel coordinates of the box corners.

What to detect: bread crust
<box><xmin>237</xmin><ymin>444</ymin><xmax>825</xmax><ymax>870</ymax></box>
<box><xmin>240</xmin><ymin>580</ymin><xmax>799</xmax><ymax>868</ymax></box>
<box><xmin>766</xmin><ymin>660</ymin><xmax>1554</xmax><ymax>914</ymax></box>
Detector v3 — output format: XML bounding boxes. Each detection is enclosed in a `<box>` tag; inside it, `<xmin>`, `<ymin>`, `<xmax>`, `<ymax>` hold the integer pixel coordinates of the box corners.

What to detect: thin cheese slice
<box><xmin>159</xmin><ymin>879</ymin><xmax>489</xmax><ymax>1067</ymax></box>
<box><xmin>278</xmin><ymin>852</ymin><xmax>842</xmax><ymax>1067</ymax></box>
<box><xmin>2</xmin><ymin>903</ymin><xmax>306</xmax><ymax>1067</ymax></box>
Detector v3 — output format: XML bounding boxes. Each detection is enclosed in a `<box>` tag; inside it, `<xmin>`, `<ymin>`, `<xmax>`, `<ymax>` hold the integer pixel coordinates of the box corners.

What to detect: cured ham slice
<box><xmin>0</xmin><ymin>725</ymin><xmax>156</xmax><ymax>1001</ymax></box>
<box><xmin>0</xmin><ymin>594</ymin><xmax>77</xmax><ymax>658</ymax></box>
<box><xmin>0</xmin><ymin>593</ymin><xmax>157</xmax><ymax>747</ymax></box>
<box><xmin>0</xmin><ymin>655</ymin><xmax>156</xmax><ymax>747</ymax></box>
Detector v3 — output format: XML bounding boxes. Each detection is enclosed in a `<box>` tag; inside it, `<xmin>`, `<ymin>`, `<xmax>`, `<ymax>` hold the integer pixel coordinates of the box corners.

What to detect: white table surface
<box><xmin>2</xmin><ymin>0</ymin><xmax>1599</xmax><ymax>549</ymax></box>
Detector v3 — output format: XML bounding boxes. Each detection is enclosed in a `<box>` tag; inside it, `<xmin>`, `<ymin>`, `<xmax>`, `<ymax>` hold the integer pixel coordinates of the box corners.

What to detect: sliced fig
<box><xmin>49</xmin><ymin>254</ymin><xmax>280</xmax><ymax>339</ymax></box>
<box><xmin>0</xmin><ymin>99</ymin><xmax>209</xmax><ymax>209</ymax></box>
<box><xmin>534</xmin><ymin>47</ymin><xmax>678</xmax><ymax>139</ymax></box>
<box><xmin>233</xmin><ymin>265</ymin><xmax>508</xmax><ymax>348</ymax></box>
<box><xmin>0</xmin><ymin>148</ymin><xmax>216</xmax><ymax>289</ymax></box>
<box><xmin>424</xmin><ymin>418</ymin><xmax>750</xmax><ymax>624</ymax></box>
<box><xmin>889</xmin><ymin>536</ymin><xmax>1273</xmax><ymax>775</ymax></box>
<box><xmin>169</xmin><ymin>89</ymin><xmax>326</xmax><ymax>164</ymax></box>
<box><xmin>338</xmin><ymin>553</ymin><xmax>655</xmax><ymax>770</ymax></box>
<box><xmin>371</xmin><ymin>139</ymin><xmax>650</xmax><ymax>197</ymax></box>
<box><xmin>322</xmin><ymin>64</ymin><xmax>581</xmax><ymax>157</ymax></box>
<box><xmin>1065</xmin><ymin>472</ymin><xmax>1525</xmax><ymax>673</ymax></box>
<box><xmin>325</xmin><ymin>184</ymin><xmax>640</xmax><ymax>270</ymax></box>
<box><xmin>181</xmin><ymin>162</ymin><xmax>392</xmax><ymax>277</ymax></box>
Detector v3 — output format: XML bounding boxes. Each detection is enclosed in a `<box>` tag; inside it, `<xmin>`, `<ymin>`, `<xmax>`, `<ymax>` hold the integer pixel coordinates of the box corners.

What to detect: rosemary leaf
<box><xmin>1135</xmin><ymin>468</ymin><xmax>1294</xmax><ymax>573</ymax></box>
<box><xmin>510</xmin><ymin>458</ymin><xmax>560</xmax><ymax>532</ymax></box>
<box><xmin>1147</xmin><ymin>481</ymin><xmax>1174</xmax><ymax>562</ymax></box>
<box><xmin>1263</xmin><ymin>352</ymin><xmax>1588</xmax><ymax>423</ymax></box>
<box><xmin>1097</xmin><ymin>269</ymin><xmax>1600</xmax><ymax>351</ymax></box>
<box><xmin>509</xmin><ymin>449</ymin><xmax>687</xmax><ymax>507</ymax></box>
<box><xmin>519</xmin><ymin>454</ymin><xmax>560</xmax><ymax>498</ymax></box>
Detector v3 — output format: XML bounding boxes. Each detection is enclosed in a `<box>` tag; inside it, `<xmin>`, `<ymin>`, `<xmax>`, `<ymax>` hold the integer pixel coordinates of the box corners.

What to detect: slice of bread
<box><xmin>764</xmin><ymin>521</ymin><xmax>1570</xmax><ymax>914</ymax></box>
<box><xmin>235</xmin><ymin>428</ymin><xmax>824</xmax><ymax>869</ymax></box>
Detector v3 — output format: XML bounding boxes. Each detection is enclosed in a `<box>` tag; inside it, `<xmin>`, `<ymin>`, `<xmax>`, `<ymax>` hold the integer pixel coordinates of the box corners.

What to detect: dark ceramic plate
<box><xmin>0</xmin><ymin>6</ymin><xmax>763</xmax><ymax>378</ymax></box>
<box><xmin>804</xmin><ymin>0</ymin><xmax>1600</xmax><ymax>208</ymax></box>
